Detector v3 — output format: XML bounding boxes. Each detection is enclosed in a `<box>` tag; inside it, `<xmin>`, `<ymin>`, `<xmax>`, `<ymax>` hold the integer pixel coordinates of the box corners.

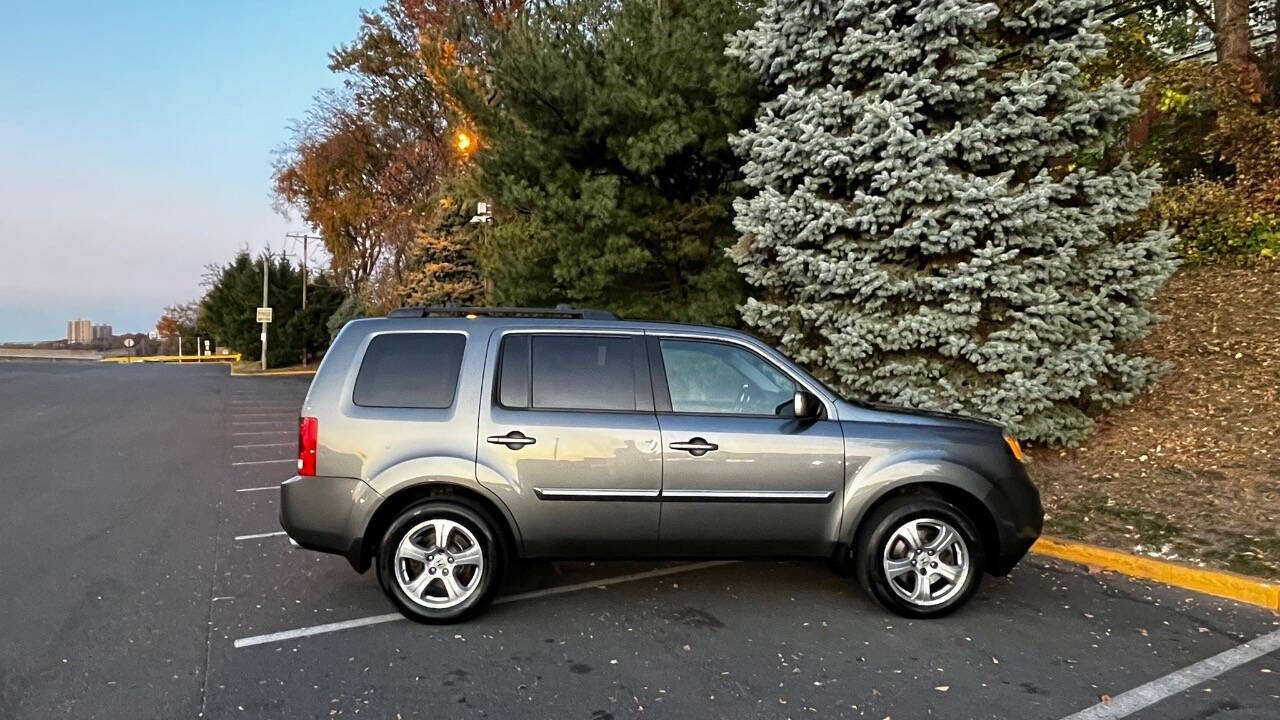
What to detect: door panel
<box><xmin>478</xmin><ymin>406</ymin><xmax>662</xmax><ymax>556</ymax></box>
<box><xmin>650</xmin><ymin>336</ymin><xmax>845</xmax><ymax>555</ymax></box>
<box><xmin>657</xmin><ymin>414</ymin><xmax>845</xmax><ymax>555</ymax></box>
<box><xmin>476</xmin><ymin>331</ymin><xmax>661</xmax><ymax>557</ymax></box>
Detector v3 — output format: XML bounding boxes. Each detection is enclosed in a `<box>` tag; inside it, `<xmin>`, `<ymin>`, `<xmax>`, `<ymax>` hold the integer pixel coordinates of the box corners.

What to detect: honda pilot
<box><xmin>280</xmin><ymin>306</ymin><xmax>1043</xmax><ymax>622</ymax></box>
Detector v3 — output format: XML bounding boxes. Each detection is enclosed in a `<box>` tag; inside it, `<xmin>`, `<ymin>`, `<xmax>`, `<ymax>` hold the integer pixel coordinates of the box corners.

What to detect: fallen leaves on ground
<box><xmin>1031</xmin><ymin>263</ymin><xmax>1280</xmax><ymax>579</ymax></box>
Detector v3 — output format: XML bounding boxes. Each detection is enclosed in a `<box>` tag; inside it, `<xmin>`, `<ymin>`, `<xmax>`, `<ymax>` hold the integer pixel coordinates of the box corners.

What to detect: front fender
<box><xmin>840</xmin><ymin>457</ymin><xmax>1007</xmax><ymax>547</ymax></box>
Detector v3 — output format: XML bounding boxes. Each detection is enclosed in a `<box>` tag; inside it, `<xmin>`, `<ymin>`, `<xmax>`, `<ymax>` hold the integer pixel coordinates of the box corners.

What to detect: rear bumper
<box><xmin>279</xmin><ymin>475</ymin><xmax>382</xmax><ymax>571</ymax></box>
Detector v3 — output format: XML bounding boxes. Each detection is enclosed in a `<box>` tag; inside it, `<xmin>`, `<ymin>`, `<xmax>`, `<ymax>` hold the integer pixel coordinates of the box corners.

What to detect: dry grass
<box><xmin>1030</xmin><ymin>262</ymin><xmax>1280</xmax><ymax>579</ymax></box>
<box><xmin>229</xmin><ymin>361</ymin><xmax>315</xmax><ymax>375</ymax></box>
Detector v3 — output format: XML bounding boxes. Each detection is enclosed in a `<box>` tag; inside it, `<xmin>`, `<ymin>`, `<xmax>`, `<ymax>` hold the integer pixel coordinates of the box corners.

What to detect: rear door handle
<box><xmin>487</xmin><ymin>431</ymin><xmax>536</xmax><ymax>450</ymax></box>
<box><xmin>668</xmin><ymin>437</ymin><xmax>718</xmax><ymax>457</ymax></box>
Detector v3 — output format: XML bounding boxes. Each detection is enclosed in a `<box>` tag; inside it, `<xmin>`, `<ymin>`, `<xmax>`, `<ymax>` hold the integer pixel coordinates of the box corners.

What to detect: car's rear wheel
<box><xmin>376</xmin><ymin>500</ymin><xmax>502</xmax><ymax>623</ymax></box>
<box><xmin>855</xmin><ymin>494</ymin><xmax>984</xmax><ymax>618</ymax></box>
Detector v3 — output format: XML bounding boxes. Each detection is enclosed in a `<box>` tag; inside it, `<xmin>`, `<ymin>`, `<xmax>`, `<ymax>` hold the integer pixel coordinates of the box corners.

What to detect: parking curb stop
<box><xmin>1032</xmin><ymin>535</ymin><xmax>1280</xmax><ymax>612</ymax></box>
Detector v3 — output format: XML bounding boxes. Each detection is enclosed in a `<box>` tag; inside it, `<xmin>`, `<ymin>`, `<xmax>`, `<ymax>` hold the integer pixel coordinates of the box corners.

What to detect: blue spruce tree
<box><xmin>728</xmin><ymin>0</ymin><xmax>1177</xmax><ymax>445</ymax></box>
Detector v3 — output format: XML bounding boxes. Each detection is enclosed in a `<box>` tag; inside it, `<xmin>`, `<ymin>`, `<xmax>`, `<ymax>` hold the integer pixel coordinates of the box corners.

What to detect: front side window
<box><xmin>353</xmin><ymin>333</ymin><xmax>466</xmax><ymax>409</ymax></box>
<box><xmin>527</xmin><ymin>335</ymin><xmax>637</xmax><ymax>411</ymax></box>
<box><xmin>659</xmin><ymin>339</ymin><xmax>796</xmax><ymax>416</ymax></box>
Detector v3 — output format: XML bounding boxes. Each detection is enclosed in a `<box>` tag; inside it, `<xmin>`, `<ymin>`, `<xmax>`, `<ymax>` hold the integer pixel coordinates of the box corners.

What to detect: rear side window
<box><xmin>498</xmin><ymin>334</ymin><xmax>530</xmax><ymax>408</ymax></box>
<box><xmin>517</xmin><ymin>335</ymin><xmax>636</xmax><ymax>411</ymax></box>
<box><xmin>353</xmin><ymin>333</ymin><xmax>466</xmax><ymax>409</ymax></box>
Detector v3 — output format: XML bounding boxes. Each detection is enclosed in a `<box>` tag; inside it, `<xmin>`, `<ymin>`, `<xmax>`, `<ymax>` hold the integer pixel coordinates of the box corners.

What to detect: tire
<box><xmin>854</xmin><ymin>494</ymin><xmax>984</xmax><ymax>619</ymax></box>
<box><xmin>376</xmin><ymin>499</ymin><xmax>503</xmax><ymax>623</ymax></box>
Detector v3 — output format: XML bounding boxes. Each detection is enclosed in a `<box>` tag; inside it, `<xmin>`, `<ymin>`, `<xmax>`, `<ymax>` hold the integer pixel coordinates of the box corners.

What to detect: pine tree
<box><xmin>728</xmin><ymin>0</ymin><xmax>1177</xmax><ymax>445</ymax></box>
<box><xmin>451</xmin><ymin>0</ymin><xmax>762</xmax><ymax>324</ymax></box>
<box><xmin>397</xmin><ymin>232</ymin><xmax>485</xmax><ymax>307</ymax></box>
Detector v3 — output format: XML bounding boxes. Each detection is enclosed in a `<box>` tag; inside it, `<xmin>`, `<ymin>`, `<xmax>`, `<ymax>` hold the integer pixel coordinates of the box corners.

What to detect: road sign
<box><xmin>123</xmin><ymin>338</ymin><xmax>135</xmax><ymax>348</ymax></box>
<box><xmin>256</xmin><ymin>307</ymin><xmax>273</xmax><ymax>323</ymax></box>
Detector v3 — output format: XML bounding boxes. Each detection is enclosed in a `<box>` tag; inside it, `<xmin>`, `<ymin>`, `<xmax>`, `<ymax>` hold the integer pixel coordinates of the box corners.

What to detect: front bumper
<box><xmin>279</xmin><ymin>474</ymin><xmax>382</xmax><ymax>571</ymax></box>
<box><xmin>987</xmin><ymin>465</ymin><xmax>1044</xmax><ymax>575</ymax></box>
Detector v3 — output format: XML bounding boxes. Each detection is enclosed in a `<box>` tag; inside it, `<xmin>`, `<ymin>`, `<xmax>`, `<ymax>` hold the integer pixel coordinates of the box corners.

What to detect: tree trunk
<box><xmin>1214</xmin><ymin>0</ymin><xmax>1252</xmax><ymax>65</ymax></box>
<box><xmin>1214</xmin><ymin>0</ymin><xmax>1264</xmax><ymax>99</ymax></box>
<box><xmin>1271</xmin><ymin>0</ymin><xmax>1280</xmax><ymax>102</ymax></box>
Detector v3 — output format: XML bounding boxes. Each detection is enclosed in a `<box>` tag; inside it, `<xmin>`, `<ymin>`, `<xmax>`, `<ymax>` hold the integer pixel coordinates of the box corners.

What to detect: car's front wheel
<box><xmin>376</xmin><ymin>500</ymin><xmax>502</xmax><ymax>623</ymax></box>
<box><xmin>855</xmin><ymin>494</ymin><xmax>984</xmax><ymax>618</ymax></box>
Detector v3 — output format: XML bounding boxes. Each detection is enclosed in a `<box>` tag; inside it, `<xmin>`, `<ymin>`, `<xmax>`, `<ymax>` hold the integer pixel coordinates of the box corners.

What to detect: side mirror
<box><xmin>793</xmin><ymin>390</ymin><xmax>821</xmax><ymax>419</ymax></box>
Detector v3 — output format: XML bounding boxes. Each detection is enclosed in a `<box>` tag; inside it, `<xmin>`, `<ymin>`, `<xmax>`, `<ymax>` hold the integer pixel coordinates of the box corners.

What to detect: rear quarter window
<box><xmin>352</xmin><ymin>332</ymin><xmax>466</xmax><ymax>409</ymax></box>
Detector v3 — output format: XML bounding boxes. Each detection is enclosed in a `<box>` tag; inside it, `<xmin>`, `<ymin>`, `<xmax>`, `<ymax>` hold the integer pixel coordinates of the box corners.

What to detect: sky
<box><xmin>0</xmin><ymin>1</ymin><xmax>370</xmax><ymax>342</ymax></box>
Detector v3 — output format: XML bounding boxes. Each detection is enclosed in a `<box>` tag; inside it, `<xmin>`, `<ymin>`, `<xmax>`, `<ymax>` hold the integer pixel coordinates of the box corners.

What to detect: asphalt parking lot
<box><xmin>0</xmin><ymin>361</ymin><xmax>1276</xmax><ymax>719</ymax></box>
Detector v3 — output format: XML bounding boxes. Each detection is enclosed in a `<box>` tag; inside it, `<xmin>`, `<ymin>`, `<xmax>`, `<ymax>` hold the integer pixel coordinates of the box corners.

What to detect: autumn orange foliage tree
<box><xmin>272</xmin><ymin>1</ymin><xmax>497</xmax><ymax>309</ymax></box>
<box><xmin>154</xmin><ymin>301</ymin><xmax>200</xmax><ymax>355</ymax></box>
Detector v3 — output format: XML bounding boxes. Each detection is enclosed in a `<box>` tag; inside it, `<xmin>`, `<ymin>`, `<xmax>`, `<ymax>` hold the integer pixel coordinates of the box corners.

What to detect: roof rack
<box><xmin>387</xmin><ymin>304</ymin><xmax>618</xmax><ymax>321</ymax></box>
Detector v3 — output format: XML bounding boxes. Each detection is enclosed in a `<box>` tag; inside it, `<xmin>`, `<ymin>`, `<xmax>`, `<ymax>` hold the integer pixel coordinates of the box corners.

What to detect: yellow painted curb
<box><xmin>1032</xmin><ymin>535</ymin><xmax>1280</xmax><ymax>612</ymax></box>
<box><xmin>101</xmin><ymin>354</ymin><xmax>241</xmax><ymax>364</ymax></box>
<box><xmin>229</xmin><ymin>368</ymin><xmax>316</xmax><ymax>377</ymax></box>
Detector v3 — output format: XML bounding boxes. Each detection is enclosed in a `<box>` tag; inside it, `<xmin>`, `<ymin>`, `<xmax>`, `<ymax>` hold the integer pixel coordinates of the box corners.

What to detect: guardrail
<box><xmin>101</xmin><ymin>354</ymin><xmax>242</xmax><ymax>364</ymax></box>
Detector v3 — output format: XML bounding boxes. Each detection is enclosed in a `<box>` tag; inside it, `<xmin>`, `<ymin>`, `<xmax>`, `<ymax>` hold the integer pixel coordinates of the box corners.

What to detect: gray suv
<box><xmin>281</xmin><ymin>306</ymin><xmax>1042</xmax><ymax>622</ymax></box>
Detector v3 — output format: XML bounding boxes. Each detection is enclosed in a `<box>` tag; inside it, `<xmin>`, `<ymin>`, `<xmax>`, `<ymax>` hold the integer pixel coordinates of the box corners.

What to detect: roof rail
<box><xmin>386</xmin><ymin>305</ymin><xmax>618</xmax><ymax>320</ymax></box>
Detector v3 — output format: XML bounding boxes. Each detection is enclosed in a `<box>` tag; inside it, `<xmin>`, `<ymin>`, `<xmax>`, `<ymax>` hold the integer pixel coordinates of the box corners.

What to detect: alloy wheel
<box><xmin>394</xmin><ymin>518</ymin><xmax>485</xmax><ymax>610</ymax></box>
<box><xmin>881</xmin><ymin>517</ymin><xmax>970</xmax><ymax>607</ymax></box>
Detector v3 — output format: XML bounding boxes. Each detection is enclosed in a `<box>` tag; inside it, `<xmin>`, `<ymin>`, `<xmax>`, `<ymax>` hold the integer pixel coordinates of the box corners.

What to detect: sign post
<box><xmin>256</xmin><ymin>306</ymin><xmax>273</xmax><ymax>371</ymax></box>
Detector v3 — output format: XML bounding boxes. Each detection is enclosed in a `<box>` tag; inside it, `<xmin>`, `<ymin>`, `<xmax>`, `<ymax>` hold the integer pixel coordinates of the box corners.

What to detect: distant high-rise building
<box><xmin>67</xmin><ymin>319</ymin><xmax>92</xmax><ymax>344</ymax></box>
<box><xmin>92</xmin><ymin>324</ymin><xmax>113</xmax><ymax>340</ymax></box>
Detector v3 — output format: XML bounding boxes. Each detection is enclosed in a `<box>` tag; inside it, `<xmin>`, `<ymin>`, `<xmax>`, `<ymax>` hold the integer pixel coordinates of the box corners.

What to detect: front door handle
<box><xmin>487</xmin><ymin>431</ymin><xmax>537</xmax><ymax>450</ymax></box>
<box><xmin>668</xmin><ymin>437</ymin><xmax>718</xmax><ymax>457</ymax></box>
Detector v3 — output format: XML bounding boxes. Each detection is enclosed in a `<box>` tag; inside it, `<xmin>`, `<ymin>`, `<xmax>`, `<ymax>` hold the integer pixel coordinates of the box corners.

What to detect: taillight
<box><xmin>298</xmin><ymin>416</ymin><xmax>317</xmax><ymax>476</ymax></box>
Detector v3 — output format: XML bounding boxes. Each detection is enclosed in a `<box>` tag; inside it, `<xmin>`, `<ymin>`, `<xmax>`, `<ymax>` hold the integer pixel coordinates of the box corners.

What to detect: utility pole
<box><xmin>286</xmin><ymin>232</ymin><xmax>321</xmax><ymax>367</ymax></box>
<box><xmin>285</xmin><ymin>232</ymin><xmax>320</xmax><ymax>309</ymax></box>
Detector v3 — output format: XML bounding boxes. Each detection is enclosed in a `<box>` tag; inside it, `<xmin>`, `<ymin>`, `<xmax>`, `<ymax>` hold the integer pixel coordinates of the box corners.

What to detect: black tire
<box><xmin>376</xmin><ymin>499</ymin><xmax>504</xmax><ymax>624</ymax></box>
<box><xmin>854</xmin><ymin>494</ymin><xmax>984</xmax><ymax>619</ymax></box>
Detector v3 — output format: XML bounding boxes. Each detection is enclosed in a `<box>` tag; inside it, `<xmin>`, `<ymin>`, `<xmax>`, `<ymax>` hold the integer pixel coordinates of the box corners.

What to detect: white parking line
<box><xmin>232</xmin><ymin>560</ymin><xmax>736</xmax><ymax>649</ymax></box>
<box><xmin>232</xmin><ymin>442</ymin><xmax>293</xmax><ymax>449</ymax></box>
<box><xmin>1058</xmin><ymin>627</ymin><xmax>1280</xmax><ymax>720</ymax></box>
<box><xmin>234</xmin><ymin>531</ymin><xmax>287</xmax><ymax>541</ymax></box>
<box><xmin>231</xmin><ymin>421</ymin><xmax>291</xmax><ymax>426</ymax></box>
<box><xmin>231</xmin><ymin>458</ymin><xmax>294</xmax><ymax>466</ymax></box>
<box><xmin>235</xmin><ymin>486</ymin><xmax>278</xmax><ymax>493</ymax></box>
<box><xmin>229</xmin><ymin>402</ymin><xmax>297</xmax><ymax>406</ymax></box>
<box><xmin>229</xmin><ymin>403</ymin><xmax>297</xmax><ymax>407</ymax></box>
<box><xmin>230</xmin><ymin>397</ymin><xmax>296</xmax><ymax>404</ymax></box>
<box><xmin>232</xmin><ymin>413</ymin><xmax>296</xmax><ymax>419</ymax></box>
<box><xmin>231</xmin><ymin>430</ymin><xmax>293</xmax><ymax>437</ymax></box>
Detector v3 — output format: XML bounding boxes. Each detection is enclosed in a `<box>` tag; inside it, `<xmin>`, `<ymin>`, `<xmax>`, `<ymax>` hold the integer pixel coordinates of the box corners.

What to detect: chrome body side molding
<box><xmin>532</xmin><ymin>487</ymin><xmax>661</xmax><ymax>500</ymax></box>
<box><xmin>532</xmin><ymin>488</ymin><xmax>834</xmax><ymax>503</ymax></box>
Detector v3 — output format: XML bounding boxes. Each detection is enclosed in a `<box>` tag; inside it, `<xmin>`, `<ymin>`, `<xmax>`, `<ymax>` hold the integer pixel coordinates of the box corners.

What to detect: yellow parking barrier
<box><xmin>101</xmin><ymin>354</ymin><xmax>242</xmax><ymax>364</ymax></box>
<box><xmin>1034</xmin><ymin>535</ymin><xmax>1280</xmax><ymax>611</ymax></box>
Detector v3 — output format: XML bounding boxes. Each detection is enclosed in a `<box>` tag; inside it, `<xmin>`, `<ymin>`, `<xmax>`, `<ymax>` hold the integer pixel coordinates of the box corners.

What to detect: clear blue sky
<box><xmin>0</xmin><ymin>0</ymin><xmax>370</xmax><ymax>342</ymax></box>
